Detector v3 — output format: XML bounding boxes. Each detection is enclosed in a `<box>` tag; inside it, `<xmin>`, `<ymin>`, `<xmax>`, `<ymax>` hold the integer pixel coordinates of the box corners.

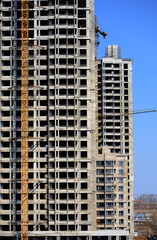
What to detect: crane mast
<box><xmin>21</xmin><ymin>0</ymin><xmax>29</xmax><ymax>239</ymax></box>
<box><xmin>95</xmin><ymin>16</ymin><xmax>107</xmax><ymax>154</ymax></box>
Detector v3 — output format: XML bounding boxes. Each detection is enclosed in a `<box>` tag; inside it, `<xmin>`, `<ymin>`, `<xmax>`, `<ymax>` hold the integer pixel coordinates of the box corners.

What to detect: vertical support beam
<box><xmin>21</xmin><ymin>0</ymin><xmax>29</xmax><ymax>239</ymax></box>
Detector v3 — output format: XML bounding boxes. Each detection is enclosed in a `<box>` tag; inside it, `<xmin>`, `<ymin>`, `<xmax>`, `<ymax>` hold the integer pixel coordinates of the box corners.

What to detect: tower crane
<box><xmin>21</xmin><ymin>0</ymin><xmax>29</xmax><ymax>239</ymax></box>
<box><xmin>10</xmin><ymin>1</ymin><xmax>46</xmax><ymax>239</ymax></box>
<box><xmin>95</xmin><ymin>25</ymin><xmax>107</xmax><ymax>39</ymax></box>
<box><xmin>95</xmin><ymin>16</ymin><xmax>107</xmax><ymax>153</ymax></box>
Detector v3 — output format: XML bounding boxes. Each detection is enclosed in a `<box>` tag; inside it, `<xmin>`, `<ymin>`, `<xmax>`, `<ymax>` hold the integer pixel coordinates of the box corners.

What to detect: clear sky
<box><xmin>95</xmin><ymin>0</ymin><xmax>157</xmax><ymax>197</ymax></box>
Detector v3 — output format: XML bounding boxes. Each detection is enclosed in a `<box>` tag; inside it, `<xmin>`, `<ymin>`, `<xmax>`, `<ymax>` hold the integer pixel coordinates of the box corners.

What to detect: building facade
<box><xmin>96</xmin><ymin>147</ymin><xmax>129</xmax><ymax>229</ymax></box>
<box><xmin>0</xmin><ymin>0</ymin><xmax>97</xmax><ymax>238</ymax></box>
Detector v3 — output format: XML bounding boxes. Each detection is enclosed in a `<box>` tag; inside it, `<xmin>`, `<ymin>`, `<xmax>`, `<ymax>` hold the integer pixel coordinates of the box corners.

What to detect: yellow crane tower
<box><xmin>21</xmin><ymin>0</ymin><xmax>29</xmax><ymax>239</ymax></box>
<box><xmin>95</xmin><ymin>16</ymin><xmax>107</xmax><ymax>154</ymax></box>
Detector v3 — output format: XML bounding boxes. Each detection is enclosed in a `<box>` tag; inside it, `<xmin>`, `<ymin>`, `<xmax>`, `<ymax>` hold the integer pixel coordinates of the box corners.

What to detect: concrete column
<box><xmin>108</xmin><ymin>236</ymin><xmax>112</xmax><ymax>240</ymax></box>
<box><xmin>88</xmin><ymin>236</ymin><xmax>92</xmax><ymax>240</ymax></box>
<box><xmin>57</xmin><ymin>237</ymin><xmax>60</xmax><ymax>240</ymax></box>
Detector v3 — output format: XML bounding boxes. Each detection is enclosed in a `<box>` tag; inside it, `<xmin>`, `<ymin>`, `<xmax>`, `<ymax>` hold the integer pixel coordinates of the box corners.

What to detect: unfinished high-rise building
<box><xmin>0</xmin><ymin>0</ymin><xmax>133</xmax><ymax>238</ymax></box>
<box><xmin>97</xmin><ymin>45</ymin><xmax>134</xmax><ymax>236</ymax></box>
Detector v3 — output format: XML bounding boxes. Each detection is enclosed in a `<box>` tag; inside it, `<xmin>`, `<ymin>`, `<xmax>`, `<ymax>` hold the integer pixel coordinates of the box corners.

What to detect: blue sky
<box><xmin>95</xmin><ymin>0</ymin><xmax>157</xmax><ymax>197</ymax></box>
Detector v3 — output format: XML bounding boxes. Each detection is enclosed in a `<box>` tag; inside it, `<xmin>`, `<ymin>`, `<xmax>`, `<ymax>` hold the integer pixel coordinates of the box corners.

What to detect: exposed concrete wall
<box><xmin>96</xmin><ymin>147</ymin><xmax>129</xmax><ymax>229</ymax></box>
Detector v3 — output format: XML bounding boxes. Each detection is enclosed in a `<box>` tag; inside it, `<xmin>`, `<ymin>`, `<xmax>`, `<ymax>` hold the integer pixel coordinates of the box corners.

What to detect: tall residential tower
<box><xmin>97</xmin><ymin>45</ymin><xmax>134</xmax><ymax>236</ymax></box>
<box><xmin>0</xmin><ymin>0</ymin><xmax>97</xmax><ymax>238</ymax></box>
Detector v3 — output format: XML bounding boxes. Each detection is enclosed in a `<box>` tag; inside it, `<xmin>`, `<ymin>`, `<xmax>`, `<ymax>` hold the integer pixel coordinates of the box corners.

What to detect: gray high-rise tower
<box><xmin>0</xmin><ymin>0</ymin><xmax>97</xmax><ymax>238</ymax></box>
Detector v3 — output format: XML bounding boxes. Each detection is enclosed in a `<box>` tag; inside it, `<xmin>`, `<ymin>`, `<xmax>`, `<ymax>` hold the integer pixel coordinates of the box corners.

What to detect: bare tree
<box><xmin>135</xmin><ymin>194</ymin><xmax>157</xmax><ymax>205</ymax></box>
